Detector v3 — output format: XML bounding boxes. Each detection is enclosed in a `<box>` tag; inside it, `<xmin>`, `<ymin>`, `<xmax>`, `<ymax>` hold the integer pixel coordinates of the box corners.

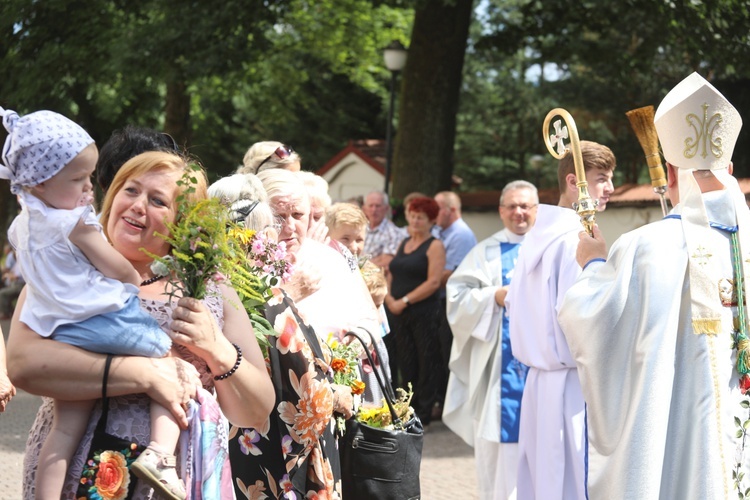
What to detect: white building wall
<box><xmin>463</xmin><ymin>206</ymin><xmax>665</xmax><ymax>244</ymax></box>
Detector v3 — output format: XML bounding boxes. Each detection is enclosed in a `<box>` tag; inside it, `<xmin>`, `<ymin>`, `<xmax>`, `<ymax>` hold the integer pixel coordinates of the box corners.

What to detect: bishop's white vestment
<box><xmin>443</xmin><ymin>229</ymin><xmax>528</xmax><ymax>499</ymax></box>
<box><xmin>559</xmin><ymin>191</ymin><xmax>750</xmax><ymax>499</ymax></box>
<box><xmin>506</xmin><ymin>204</ymin><xmax>587</xmax><ymax>500</ymax></box>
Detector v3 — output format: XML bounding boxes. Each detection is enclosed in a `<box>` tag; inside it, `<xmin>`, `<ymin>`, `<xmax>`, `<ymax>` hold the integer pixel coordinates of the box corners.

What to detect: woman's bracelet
<box><xmin>213</xmin><ymin>343</ymin><xmax>243</xmax><ymax>381</ymax></box>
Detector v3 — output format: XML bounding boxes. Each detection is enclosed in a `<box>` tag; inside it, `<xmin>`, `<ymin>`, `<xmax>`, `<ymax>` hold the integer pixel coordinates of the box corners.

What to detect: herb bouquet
<box><xmin>143</xmin><ymin>166</ymin><xmax>290</xmax><ymax>354</ymax></box>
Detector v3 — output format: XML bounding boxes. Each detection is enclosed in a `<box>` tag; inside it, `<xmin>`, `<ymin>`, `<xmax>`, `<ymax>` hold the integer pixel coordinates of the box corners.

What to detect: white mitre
<box><xmin>655</xmin><ymin>72</ymin><xmax>746</xmax><ymax>334</ymax></box>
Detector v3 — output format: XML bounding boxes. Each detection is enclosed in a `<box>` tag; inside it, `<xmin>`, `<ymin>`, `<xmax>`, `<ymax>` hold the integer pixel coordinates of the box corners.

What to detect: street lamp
<box><xmin>383</xmin><ymin>40</ymin><xmax>407</xmax><ymax>194</ymax></box>
<box><xmin>529</xmin><ymin>154</ymin><xmax>545</xmax><ymax>187</ymax></box>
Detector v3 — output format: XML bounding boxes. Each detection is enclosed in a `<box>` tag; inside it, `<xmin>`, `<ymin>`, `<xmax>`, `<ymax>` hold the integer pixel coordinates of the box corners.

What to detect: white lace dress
<box><xmin>22</xmin><ymin>293</ymin><xmax>225</xmax><ymax>498</ymax></box>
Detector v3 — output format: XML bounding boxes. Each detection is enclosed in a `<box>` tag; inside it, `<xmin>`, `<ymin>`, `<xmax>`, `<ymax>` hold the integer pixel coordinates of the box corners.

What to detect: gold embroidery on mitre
<box><xmin>692</xmin><ymin>245</ymin><xmax>713</xmax><ymax>266</ymax></box>
<box><xmin>692</xmin><ymin>317</ymin><xmax>722</xmax><ymax>335</ymax></box>
<box><xmin>718</xmin><ymin>277</ymin><xmax>738</xmax><ymax>307</ymax></box>
<box><xmin>684</xmin><ymin>103</ymin><xmax>723</xmax><ymax>159</ymax></box>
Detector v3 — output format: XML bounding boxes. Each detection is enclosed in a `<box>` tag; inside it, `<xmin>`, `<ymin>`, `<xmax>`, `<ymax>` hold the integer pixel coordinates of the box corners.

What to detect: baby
<box><xmin>0</xmin><ymin>107</ymin><xmax>185</xmax><ymax>499</ymax></box>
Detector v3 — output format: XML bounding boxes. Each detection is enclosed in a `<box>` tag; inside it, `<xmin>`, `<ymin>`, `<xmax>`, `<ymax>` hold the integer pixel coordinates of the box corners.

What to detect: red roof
<box><xmin>318</xmin><ymin>139</ymin><xmax>463</xmax><ymax>186</ymax></box>
<box><xmin>317</xmin><ymin>139</ymin><xmax>386</xmax><ymax>177</ymax></box>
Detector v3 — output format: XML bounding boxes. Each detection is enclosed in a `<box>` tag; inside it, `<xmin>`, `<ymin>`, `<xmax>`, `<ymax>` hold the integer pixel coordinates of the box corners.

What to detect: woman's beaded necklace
<box><xmin>140</xmin><ymin>275</ymin><xmax>167</xmax><ymax>287</ymax></box>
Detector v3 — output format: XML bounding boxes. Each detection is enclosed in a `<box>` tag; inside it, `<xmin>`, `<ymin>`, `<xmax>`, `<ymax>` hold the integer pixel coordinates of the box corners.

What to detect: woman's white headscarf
<box><xmin>0</xmin><ymin>107</ymin><xmax>93</xmax><ymax>194</ymax></box>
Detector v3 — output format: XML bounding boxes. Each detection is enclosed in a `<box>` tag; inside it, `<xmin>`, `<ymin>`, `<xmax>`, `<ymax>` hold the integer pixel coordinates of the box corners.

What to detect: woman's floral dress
<box><xmin>229</xmin><ymin>289</ymin><xmax>342</xmax><ymax>500</ymax></box>
<box><xmin>22</xmin><ymin>292</ymin><xmax>225</xmax><ymax>499</ymax></box>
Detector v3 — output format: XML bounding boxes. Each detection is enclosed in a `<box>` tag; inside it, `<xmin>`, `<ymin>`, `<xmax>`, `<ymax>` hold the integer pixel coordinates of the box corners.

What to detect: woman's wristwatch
<box><xmin>402</xmin><ymin>295</ymin><xmax>410</xmax><ymax>306</ymax></box>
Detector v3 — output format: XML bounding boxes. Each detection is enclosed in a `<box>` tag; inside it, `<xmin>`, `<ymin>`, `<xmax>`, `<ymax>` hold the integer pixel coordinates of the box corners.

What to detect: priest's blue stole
<box><xmin>500</xmin><ymin>242</ymin><xmax>529</xmax><ymax>442</ymax></box>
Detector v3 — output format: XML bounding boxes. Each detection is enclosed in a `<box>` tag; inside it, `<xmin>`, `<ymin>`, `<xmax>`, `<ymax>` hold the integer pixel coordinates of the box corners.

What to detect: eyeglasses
<box><xmin>257</xmin><ymin>145</ymin><xmax>295</xmax><ymax>171</ymax></box>
<box><xmin>264</xmin><ymin>221</ymin><xmax>283</xmax><ymax>234</ymax></box>
<box><xmin>500</xmin><ymin>203</ymin><xmax>538</xmax><ymax>212</ymax></box>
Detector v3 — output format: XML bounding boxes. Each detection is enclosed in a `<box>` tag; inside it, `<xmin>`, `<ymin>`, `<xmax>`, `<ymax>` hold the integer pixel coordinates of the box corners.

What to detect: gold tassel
<box><xmin>692</xmin><ymin>318</ymin><xmax>722</xmax><ymax>335</ymax></box>
<box><xmin>737</xmin><ymin>336</ymin><xmax>750</xmax><ymax>375</ymax></box>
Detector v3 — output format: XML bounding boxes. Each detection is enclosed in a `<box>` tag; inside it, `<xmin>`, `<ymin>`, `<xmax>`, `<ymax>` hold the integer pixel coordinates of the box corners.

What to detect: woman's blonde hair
<box><xmin>239</xmin><ymin>141</ymin><xmax>301</xmax><ymax>174</ymax></box>
<box><xmin>361</xmin><ymin>260</ymin><xmax>388</xmax><ymax>303</ymax></box>
<box><xmin>297</xmin><ymin>171</ymin><xmax>331</xmax><ymax>210</ymax></box>
<box><xmin>100</xmin><ymin>151</ymin><xmax>207</xmax><ymax>240</ymax></box>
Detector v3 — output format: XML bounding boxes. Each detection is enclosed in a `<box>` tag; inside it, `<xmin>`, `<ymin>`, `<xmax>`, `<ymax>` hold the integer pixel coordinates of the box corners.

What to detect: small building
<box><xmin>317</xmin><ymin>139</ymin><xmax>387</xmax><ymax>203</ymax></box>
<box><xmin>317</xmin><ymin>140</ymin><xmax>750</xmax><ymax>243</ymax></box>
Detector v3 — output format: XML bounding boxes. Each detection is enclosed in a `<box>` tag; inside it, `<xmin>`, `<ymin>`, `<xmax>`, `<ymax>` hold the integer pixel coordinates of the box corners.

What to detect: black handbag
<box><xmin>76</xmin><ymin>355</ymin><xmax>145</xmax><ymax>499</ymax></box>
<box><xmin>340</xmin><ymin>330</ymin><xmax>424</xmax><ymax>500</ymax></box>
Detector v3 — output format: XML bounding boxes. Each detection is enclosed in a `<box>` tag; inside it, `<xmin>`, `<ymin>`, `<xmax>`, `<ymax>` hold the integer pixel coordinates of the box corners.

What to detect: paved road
<box><xmin>0</xmin><ymin>320</ymin><xmax>477</xmax><ymax>499</ymax></box>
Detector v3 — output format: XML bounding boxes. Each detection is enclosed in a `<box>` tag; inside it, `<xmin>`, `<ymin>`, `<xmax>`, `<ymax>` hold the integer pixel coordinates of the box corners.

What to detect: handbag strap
<box><xmin>94</xmin><ymin>354</ymin><xmax>114</xmax><ymax>434</ymax></box>
<box><xmin>344</xmin><ymin>330</ymin><xmax>402</xmax><ymax>426</ymax></box>
<box><xmin>361</xmin><ymin>328</ymin><xmax>397</xmax><ymax>402</ymax></box>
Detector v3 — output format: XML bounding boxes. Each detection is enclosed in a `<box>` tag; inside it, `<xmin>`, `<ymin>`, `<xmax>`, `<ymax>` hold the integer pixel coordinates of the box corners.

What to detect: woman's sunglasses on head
<box><xmin>257</xmin><ymin>145</ymin><xmax>295</xmax><ymax>170</ymax></box>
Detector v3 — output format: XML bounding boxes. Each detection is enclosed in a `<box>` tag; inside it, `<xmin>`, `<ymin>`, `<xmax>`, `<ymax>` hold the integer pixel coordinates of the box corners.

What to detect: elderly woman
<box><xmin>257</xmin><ymin>169</ymin><xmax>380</xmax><ymax>340</ymax></box>
<box><xmin>239</xmin><ymin>141</ymin><xmax>301</xmax><ymax>174</ymax></box>
<box><xmin>7</xmin><ymin>151</ymin><xmax>275</xmax><ymax>498</ymax></box>
<box><xmin>208</xmin><ymin>172</ymin><xmax>350</xmax><ymax>498</ymax></box>
<box><xmin>385</xmin><ymin>196</ymin><xmax>446</xmax><ymax>426</ymax></box>
<box><xmin>207</xmin><ymin>172</ymin><xmax>278</xmax><ymax>232</ymax></box>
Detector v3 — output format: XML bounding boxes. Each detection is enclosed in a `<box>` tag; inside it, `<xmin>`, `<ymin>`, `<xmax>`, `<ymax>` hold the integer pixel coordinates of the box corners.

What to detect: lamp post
<box><xmin>529</xmin><ymin>154</ymin><xmax>545</xmax><ymax>187</ymax></box>
<box><xmin>383</xmin><ymin>40</ymin><xmax>407</xmax><ymax>195</ymax></box>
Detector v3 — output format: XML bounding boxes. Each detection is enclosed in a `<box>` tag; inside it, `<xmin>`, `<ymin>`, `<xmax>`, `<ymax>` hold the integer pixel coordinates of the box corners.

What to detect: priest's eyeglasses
<box><xmin>257</xmin><ymin>144</ymin><xmax>295</xmax><ymax>170</ymax></box>
<box><xmin>501</xmin><ymin>203</ymin><xmax>537</xmax><ymax>212</ymax></box>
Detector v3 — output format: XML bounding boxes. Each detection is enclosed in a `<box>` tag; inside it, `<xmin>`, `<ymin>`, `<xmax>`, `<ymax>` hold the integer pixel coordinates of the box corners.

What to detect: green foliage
<box><xmin>453</xmin><ymin>0</ymin><xmax>750</xmax><ymax>191</ymax></box>
<box><xmin>4</xmin><ymin>0</ymin><xmax>750</xmax><ymax>203</ymax></box>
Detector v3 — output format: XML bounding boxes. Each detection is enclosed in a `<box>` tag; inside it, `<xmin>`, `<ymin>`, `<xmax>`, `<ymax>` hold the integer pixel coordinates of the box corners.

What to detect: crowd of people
<box><xmin>0</xmin><ymin>98</ymin><xmax>479</xmax><ymax>498</ymax></box>
<box><xmin>1</xmin><ymin>69</ymin><xmax>748</xmax><ymax>500</ymax></box>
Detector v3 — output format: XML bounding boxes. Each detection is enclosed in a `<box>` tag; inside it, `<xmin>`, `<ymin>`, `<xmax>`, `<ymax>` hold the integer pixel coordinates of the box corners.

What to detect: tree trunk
<box><xmin>164</xmin><ymin>80</ymin><xmax>192</xmax><ymax>148</ymax></box>
<box><xmin>390</xmin><ymin>0</ymin><xmax>474</xmax><ymax>200</ymax></box>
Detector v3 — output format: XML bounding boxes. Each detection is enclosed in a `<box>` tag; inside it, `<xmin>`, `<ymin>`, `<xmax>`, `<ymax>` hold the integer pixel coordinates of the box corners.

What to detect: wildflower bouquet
<box><xmin>229</xmin><ymin>227</ymin><xmax>294</xmax><ymax>355</ymax></box>
<box><xmin>143</xmin><ymin>164</ymin><xmax>267</xmax><ymax>311</ymax></box>
<box><xmin>356</xmin><ymin>385</ymin><xmax>415</xmax><ymax>430</ymax></box>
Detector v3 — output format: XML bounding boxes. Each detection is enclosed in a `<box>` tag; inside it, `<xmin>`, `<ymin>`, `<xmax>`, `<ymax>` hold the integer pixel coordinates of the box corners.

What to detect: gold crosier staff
<box><xmin>625</xmin><ymin>105</ymin><xmax>670</xmax><ymax>216</ymax></box>
<box><xmin>542</xmin><ymin>108</ymin><xmax>596</xmax><ymax>236</ymax></box>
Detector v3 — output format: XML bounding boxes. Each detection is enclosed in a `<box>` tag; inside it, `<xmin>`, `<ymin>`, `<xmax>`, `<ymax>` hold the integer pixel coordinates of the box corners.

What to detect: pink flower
<box><xmin>740</xmin><ymin>374</ymin><xmax>750</xmax><ymax>395</ymax></box>
<box><xmin>252</xmin><ymin>239</ymin><xmax>266</xmax><ymax>254</ymax></box>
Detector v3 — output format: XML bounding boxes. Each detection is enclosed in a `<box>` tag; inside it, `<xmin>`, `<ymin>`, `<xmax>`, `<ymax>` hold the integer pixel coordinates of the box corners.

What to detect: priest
<box><xmin>559</xmin><ymin>72</ymin><xmax>748</xmax><ymax>499</ymax></box>
<box><xmin>442</xmin><ymin>180</ymin><xmax>537</xmax><ymax>499</ymax></box>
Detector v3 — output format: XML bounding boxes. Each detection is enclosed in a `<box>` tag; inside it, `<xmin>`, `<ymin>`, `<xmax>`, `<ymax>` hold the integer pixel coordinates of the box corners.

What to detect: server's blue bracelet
<box><xmin>583</xmin><ymin>258</ymin><xmax>606</xmax><ymax>271</ymax></box>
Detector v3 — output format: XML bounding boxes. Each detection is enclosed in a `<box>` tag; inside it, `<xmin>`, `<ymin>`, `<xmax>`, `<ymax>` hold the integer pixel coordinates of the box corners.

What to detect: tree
<box><xmin>390</xmin><ymin>0</ymin><xmax>474</xmax><ymax>199</ymax></box>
